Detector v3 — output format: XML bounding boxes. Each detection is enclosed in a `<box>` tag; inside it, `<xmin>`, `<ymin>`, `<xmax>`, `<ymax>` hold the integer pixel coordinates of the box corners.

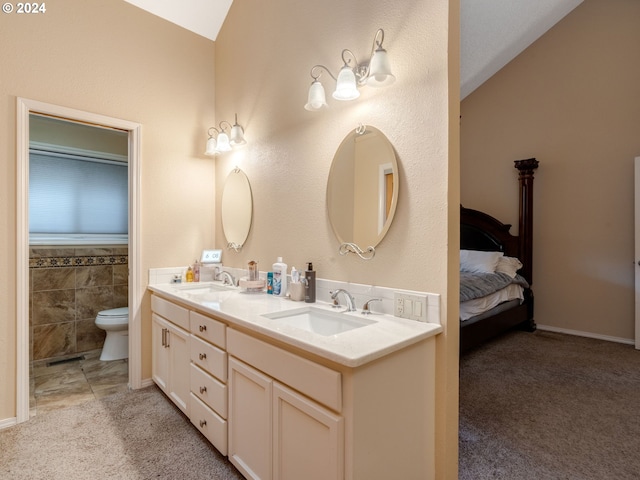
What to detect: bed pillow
<box><xmin>495</xmin><ymin>255</ymin><xmax>523</xmax><ymax>278</ymax></box>
<box><xmin>460</xmin><ymin>250</ymin><xmax>503</xmax><ymax>274</ymax></box>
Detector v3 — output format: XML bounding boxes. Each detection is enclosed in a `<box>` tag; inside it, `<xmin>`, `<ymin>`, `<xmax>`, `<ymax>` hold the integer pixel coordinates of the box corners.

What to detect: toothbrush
<box><xmin>291</xmin><ymin>267</ymin><xmax>300</xmax><ymax>283</ymax></box>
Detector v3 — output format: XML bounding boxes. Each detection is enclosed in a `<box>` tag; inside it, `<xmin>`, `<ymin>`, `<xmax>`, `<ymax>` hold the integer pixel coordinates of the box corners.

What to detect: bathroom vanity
<box><xmin>148</xmin><ymin>282</ymin><xmax>441</xmax><ymax>480</ymax></box>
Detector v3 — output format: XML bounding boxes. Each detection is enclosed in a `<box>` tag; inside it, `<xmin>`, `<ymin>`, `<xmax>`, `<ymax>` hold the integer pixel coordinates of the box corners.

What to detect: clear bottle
<box><xmin>272</xmin><ymin>257</ymin><xmax>288</xmax><ymax>297</ymax></box>
<box><xmin>193</xmin><ymin>260</ymin><xmax>200</xmax><ymax>282</ymax></box>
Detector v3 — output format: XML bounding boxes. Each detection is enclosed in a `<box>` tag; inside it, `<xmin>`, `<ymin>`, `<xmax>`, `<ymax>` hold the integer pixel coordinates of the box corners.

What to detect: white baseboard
<box><xmin>0</xmin><ymin>416</ymin><xmax>17</xmax><ymax>430</ymax></box>
<box><xmin>536</xmin><ymin>324</ymin><xmax>634</xmax><ymax>345</ymax></box>
<box><xmin>139</xmin><ymin>377</ymin><xmax>155</xmax><ymax>388</ymax></box>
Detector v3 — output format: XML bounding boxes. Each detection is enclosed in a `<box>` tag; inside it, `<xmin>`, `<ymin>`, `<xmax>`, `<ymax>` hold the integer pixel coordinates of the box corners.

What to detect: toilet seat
<box><xmin>96</xmin><ymin>307</ymin><xmax>129</xmax><ymax>325</ymax></box>
<box><xmin>97</xmin><ymin>307</ymin><xmax>128</xmax><ymax>318</ymax></box>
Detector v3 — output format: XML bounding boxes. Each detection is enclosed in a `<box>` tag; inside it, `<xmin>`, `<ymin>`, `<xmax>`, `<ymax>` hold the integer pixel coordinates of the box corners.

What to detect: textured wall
<box><xmin>461</xmin><ymin>0</ymin><xmax>640</xmax><ymax>341</ymax></box>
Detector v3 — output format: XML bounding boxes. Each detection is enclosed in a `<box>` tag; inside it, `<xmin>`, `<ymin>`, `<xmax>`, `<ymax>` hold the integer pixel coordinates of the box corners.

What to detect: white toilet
<box><xmin>95</xmin><ymin>307</ymin><xmax>129</xmax><ymax>361</ymax></box>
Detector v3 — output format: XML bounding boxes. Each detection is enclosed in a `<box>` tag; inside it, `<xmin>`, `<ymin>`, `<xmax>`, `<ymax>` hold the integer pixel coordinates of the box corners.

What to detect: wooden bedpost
<box><xmin>514</xmin><ymin>158</ymin><xmax>539</xmax><ymax>285</ymax></box>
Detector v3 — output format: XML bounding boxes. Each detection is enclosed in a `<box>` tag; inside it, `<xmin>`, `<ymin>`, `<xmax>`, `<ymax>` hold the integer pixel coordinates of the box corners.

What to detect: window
<box><xmin>29</xmin><ymin>150</ymin><xmax>128</xmax><ymax>245</ymax></box>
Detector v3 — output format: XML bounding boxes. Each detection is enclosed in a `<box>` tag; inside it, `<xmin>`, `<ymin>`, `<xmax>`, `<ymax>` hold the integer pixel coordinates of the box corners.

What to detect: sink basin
<box><xmin>172</xmin><ymin>282</ymin><xmax>234</xmax><ymax>294</ymax></box>
<box><xmin>261</xmin><ymin>306</ymin><xmax>376</xmax><ymax>337</ymax></box>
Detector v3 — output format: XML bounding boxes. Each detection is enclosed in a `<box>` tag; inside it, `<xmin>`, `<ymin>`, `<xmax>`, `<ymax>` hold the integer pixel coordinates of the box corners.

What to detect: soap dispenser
<box><xmin>304</xmin><ymin>262</ymin><xmax>316</xmax><ymax>303</ymax></box>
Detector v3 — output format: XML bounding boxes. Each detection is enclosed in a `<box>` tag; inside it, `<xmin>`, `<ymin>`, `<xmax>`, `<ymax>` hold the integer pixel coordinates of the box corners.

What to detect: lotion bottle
<box><xmin>304</xmin><ymin>262</ymin><xmax>316</xmax><ymax>303</ymax></box>
<box><xmin>272</xmin><ymin>257</ymin><xmax>288</xmax><ymax>297</ymax></box>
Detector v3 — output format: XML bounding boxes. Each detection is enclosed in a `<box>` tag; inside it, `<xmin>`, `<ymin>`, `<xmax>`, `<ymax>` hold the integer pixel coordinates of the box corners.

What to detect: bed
<box><xmin>459</xmin><ymin>158</ymin><xmax>539</xmax><ymax>353</ymax></box>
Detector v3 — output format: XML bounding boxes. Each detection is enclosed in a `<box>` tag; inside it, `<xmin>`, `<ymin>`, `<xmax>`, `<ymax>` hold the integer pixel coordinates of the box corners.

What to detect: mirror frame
<box><xmin>221</xmin><ymin>168</ymin><xmax>253</xmax><ymax>251</ymax></box>
<box><xmin>326</xmin><ymin>125</ymin><xmax>399</xmax><ymax>254</ymax></box>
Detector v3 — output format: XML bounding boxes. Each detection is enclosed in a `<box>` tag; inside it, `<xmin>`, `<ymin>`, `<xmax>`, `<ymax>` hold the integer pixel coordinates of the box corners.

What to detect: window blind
<box><xmin>29</xmin><ymin>151</ymin><xmax>128</xmax><ymax>240</ymax></box>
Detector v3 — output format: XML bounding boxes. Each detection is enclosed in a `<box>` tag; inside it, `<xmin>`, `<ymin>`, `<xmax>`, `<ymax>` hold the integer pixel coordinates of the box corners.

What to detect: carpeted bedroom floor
<box><xmin>459</xmin><ymin>329</ymin><xmax>640</xmax><ymax>479</ymax></box>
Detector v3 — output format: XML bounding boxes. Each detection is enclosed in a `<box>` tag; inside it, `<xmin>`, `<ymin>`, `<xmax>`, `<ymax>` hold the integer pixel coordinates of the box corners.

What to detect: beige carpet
<box><xmin>1</xmin><ymin>385</ymin><xmax>243</xmax><ymax>480</ymax></box>
<box><xmin>459</xmin><ymin>330</ymin><xmax>640</xmax><ymax>479</ymax></box>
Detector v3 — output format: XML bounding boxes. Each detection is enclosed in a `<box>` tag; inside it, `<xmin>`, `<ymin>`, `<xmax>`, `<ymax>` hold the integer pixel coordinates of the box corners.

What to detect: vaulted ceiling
<box><xmin>123</xmin><ymin>0</ymin><xmax>584</xmax><ymax>99</ymax></box>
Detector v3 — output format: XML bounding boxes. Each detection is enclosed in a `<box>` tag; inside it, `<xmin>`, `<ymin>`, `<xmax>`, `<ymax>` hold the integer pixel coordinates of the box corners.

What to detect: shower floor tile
<box><xmin>30</xmin><ymin>349</ymin><xmax>129</xmax><ymax>418</ymax></box>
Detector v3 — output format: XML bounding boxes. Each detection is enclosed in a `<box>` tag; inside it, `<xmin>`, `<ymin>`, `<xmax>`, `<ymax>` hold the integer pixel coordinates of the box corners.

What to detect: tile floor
<box><xmin>30</xmin><ymin>349</ymin><xmax>129</xmax><ymax>417</ymax></box>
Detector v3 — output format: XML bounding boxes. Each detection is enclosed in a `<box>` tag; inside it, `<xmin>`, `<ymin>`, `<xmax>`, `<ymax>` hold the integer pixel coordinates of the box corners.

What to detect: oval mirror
<box><xmin>326</xmin><ymin>126</ymin><xmax>399</xmax><ymax>254</ymax></box>
<box><xmin>221</xmin><ymin>168</ymin><xmax>253</xmax><ymax>251</ymax></box>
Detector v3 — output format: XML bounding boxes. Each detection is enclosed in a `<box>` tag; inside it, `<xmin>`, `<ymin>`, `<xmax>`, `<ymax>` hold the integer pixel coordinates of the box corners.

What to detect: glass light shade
<box><xmin>332</xmin><ymin>65</ymin><xmax>360</xmax><ymax>101</ymax></box>
<box><xmin>304</xmin><ymin>80</ymin><xmax>328</xmax><ymax>111</ymax></box>
<box><xmin>366</xmin><ymin>47</ymin><xmax>395</xmax><ymax>87</ymax></box>
<box><xmin>216</xmin><ymin>132</ymin><xmax>232</xmax><ymax>152</ymax></box>
<box><xmin>230</xmin><ymin>124</ymin><xmax>246</xmax><ymax>146</ymax></box>
<box><xmin>205</xmin><ymin>136</ymin><xmax>217</xmax><ymax>155</ymax></box>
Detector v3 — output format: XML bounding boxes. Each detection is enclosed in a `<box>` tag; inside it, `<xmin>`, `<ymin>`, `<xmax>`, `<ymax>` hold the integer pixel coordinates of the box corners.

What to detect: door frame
<box><xmin>633</xmin><ymin>157</ymin><xmax>640</xmax><ymax>350</ymax></box>
<box><xmin>16</xmin><ymin>97</ymin><xmax>143</xmax><ymax>423</ymax></box>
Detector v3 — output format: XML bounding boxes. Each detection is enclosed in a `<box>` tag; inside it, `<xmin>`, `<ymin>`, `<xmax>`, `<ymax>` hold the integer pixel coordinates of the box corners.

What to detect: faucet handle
<box><xmin>361</xmin><ymin>298</ymin><xmax>383</xmax><ymax>315</ymax></box>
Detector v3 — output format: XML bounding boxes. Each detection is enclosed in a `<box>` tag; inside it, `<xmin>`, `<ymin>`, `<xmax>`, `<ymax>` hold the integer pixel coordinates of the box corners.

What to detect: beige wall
<box><xmin>214</xmin><ymin>0</ymin><xmax>459</xmax><ymax>477</ymax></box>
<box><xmin>461</xmin><ymin>0</ymin><xmax>640</xmax><ymax>341</ymax></box>
<box><xmin>1</xmin><ymin>0</ymin><xmax>216</xmax><ymax>419</ymax></box>
<box><xmin>2</xmin><ymin>0</ymin><xmax>460</xmax><ymax>477</ymax></box>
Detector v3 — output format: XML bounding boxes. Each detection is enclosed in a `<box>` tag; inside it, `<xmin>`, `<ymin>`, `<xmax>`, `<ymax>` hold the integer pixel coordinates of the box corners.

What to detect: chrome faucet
<box><xmin>361</xmin><ymin>298</ymin><xmax>383</xmax><ymax>315</ymax></box>
<box><xmin>218</xmin><ymin>270</ymin><xmax>237</xmax><ymax>286</ymax></box>
<box><xmin>330</xmin><ymin>289</ymin><xmax>357</xmax><ymax>312</ymax></box>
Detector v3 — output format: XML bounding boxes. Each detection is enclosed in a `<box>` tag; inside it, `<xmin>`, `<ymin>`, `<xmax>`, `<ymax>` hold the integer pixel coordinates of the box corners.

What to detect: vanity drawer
<box><xmin>190</xmin><ymin>393</ymin><xmax>228</xmax><ymax>456</ymax></box>
<box><xmin>227</xmin><ymin>329</ymin><xmax>342</xmax><ymax>412</ymax></box>
<box><xmin>190</xmin><ymin>363</ymin><xmax>227</xmax><ymax>418</ymax></box>
<box><xmin>191</xmin><ymin>335</ymin><xmax>227</xmax><ymax>382</ymax></box>
<box><xmin>151</xmin><ymin>295</ymin><xmax>189</xmax><ymax>330</ymax></box>
<box><xmin>190</xmin><ymin>311</ymin><xmax>226</xmax><ymax>348</ymax></box>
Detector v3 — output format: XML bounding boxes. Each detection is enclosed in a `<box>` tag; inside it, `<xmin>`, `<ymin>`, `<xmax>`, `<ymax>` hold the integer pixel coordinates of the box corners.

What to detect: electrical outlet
<box><xmin>395</xmin><ymin>296</ymin><xmax>405</xmax><ymax>316</ymax></box>
<box><xmin>394</xmin><ymin>292</ymin><xmax>428</xmax><ymax>322</ymax></box>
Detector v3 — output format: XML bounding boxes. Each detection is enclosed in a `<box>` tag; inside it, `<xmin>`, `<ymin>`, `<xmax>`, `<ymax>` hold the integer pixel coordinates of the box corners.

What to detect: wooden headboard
<box><xmin>460</xmin><ymin>158</ymin><xmax>539</xmax><ymax>285</ymax></box>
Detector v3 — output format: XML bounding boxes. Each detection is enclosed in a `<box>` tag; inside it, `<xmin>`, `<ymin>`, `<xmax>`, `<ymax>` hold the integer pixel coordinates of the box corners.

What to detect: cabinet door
<box><xmin>228</xmin><ymin>357</ymin><xmax>272</xmax><ymax>480</ymax></box>
<box><xmin>151</xmin><ymin>313</ymin><xmax>169</xmax><ymax>393</ymax></box>
<box><xmin>273</xmin><ymin>383</ymin><xmax>344</xmax><ymax>480</ymax></box>
<box><xmin>166</xmin><ymin>321</ymin><xmax>190</xmax><ymax>415</ymax></box>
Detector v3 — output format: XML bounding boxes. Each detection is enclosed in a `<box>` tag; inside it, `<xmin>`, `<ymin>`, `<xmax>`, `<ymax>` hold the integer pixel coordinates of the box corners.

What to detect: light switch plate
<box><xmin>394</xmin><ymin>292</ymin><xmax>428</xmax><ymax>322</ymax></box>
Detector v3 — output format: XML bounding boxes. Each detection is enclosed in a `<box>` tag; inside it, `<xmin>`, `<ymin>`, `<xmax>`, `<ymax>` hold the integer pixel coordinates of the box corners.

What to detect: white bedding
<box><xmin>459</xmin><ymin>283</ymin><xmax>525</xmax><ymax>321</ymax></box>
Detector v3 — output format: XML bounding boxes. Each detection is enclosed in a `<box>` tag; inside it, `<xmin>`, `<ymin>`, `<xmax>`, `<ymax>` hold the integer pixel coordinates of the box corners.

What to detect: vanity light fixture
<box><xmin>304</xmin><ymin>29</ymin><xmax>395</xmax><ymax>111</ymax></box>
<box><xmin>204</xmin><ymin>114</ymin><xmax>247</xmax><ymax>155</ymax></box>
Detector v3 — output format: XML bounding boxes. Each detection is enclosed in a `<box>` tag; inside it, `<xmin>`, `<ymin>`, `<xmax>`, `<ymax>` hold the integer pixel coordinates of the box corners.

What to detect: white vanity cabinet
<box><xmin>149</xmin><ymin>291</ymin><xmax>437</xmax><ymax>480</ymax></box>
<box><xmin>228</xmin><ymin>329</ymin><xmax>344</xmax><ymax>480</ymax></box>
<box><xmin>151</xmin><ymin>296</ymin><xmax>190</xmax><ymax>415</ymax></box>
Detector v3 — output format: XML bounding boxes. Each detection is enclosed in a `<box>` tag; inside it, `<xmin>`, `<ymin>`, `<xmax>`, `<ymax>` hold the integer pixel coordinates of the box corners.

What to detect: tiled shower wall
<box><xmin>30</xmin><ymin>246</ymin><xmax>128</xmax><ymax>362</ymax></box>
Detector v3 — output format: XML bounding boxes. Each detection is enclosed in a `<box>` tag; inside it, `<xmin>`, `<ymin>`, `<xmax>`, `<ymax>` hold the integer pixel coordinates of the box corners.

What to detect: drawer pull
<box><xmin>199</xmin><ymin>420</ymin><xmax>207</xmax><ymax>428</ymax></box>
<box><xmin>199</xmin><ymin>353</ymin><xmax>207</xmax><ymax>360</ymax></box>
<box><xmin>199</xmin><ymin>386</ymin><xmax>207</xmax><ymax>394</ymax></box>
<box><xmin>199</xmin><ymin>325</ymin><xmax>207</xmax><ymax>332</ymax></box>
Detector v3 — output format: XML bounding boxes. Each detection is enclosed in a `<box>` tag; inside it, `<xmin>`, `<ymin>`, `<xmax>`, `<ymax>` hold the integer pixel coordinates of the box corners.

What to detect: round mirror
<box><xmin>326</xmin><ymin>126</ymin><xmax>399</xmax><ymax>252</ymax></box>
<box><xmin>221</xmin><ymin>168</ymin><xmax>253</xmax><ymax>250</ymax></box>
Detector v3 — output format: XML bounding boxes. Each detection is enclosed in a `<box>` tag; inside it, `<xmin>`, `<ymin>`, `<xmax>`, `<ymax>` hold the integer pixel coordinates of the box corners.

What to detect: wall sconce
<box><xmin>304</xmin><ymin>29</ymin><xmax>395</xmax><ymax>111</ymax></box>
<box><xmin>204</xmin><ymin>114</ymin><xmax>246</xmax><ymax>155</ymax></box>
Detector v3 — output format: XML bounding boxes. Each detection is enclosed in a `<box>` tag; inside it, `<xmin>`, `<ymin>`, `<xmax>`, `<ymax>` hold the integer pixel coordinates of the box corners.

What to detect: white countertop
<box><xmin>148</xmin><ymin>282</ymin><xmax>442</xmax><ymax>368</ymax></box>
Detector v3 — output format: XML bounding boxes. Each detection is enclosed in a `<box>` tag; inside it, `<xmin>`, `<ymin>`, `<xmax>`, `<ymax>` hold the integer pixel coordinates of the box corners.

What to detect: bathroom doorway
<box><xmin>16</xmin><ymin>98</ymin><xmax>143</xmax><ymax>423</ymax></box>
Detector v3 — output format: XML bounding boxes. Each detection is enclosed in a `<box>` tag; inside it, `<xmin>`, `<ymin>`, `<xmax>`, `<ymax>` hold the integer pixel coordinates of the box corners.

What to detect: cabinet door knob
<box><xmin>199</xmin><ymin>420</ymin><xmax>207</xmax><ymax>428</ymax></box>
<box><xmin>199</xmin><ymin>353</ymin><xmax>207</xmax><ymax>360</ymax></box>
<box><xmin>199</xmin><ymin>325</ymin><xmax>207</xmax><ymax>332</ymax></box>
<box><xmin>199</xmin><ymin>386</ymin><xmax>207</xmax><ymax>394</ymax></box>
